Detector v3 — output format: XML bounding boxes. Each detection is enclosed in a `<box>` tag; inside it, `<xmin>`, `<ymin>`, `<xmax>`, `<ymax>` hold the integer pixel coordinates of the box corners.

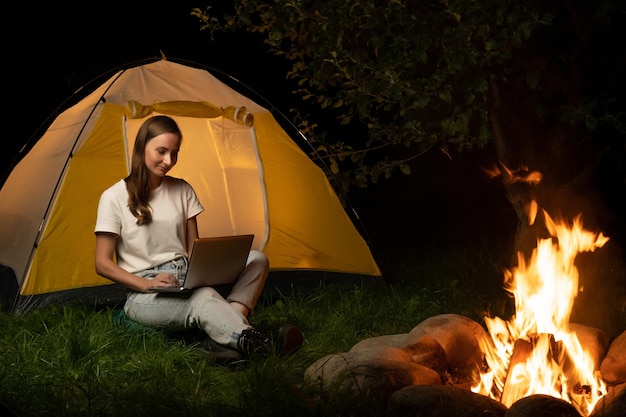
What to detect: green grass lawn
<box><xmin>1</xmin><ymin>243</ymin><xmax>623</xmax><ymax>417</ymax></box>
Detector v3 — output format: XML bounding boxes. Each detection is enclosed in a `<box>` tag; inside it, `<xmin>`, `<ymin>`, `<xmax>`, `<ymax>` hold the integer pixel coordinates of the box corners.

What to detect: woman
<box><xmin>94</xmin><ymin>115</ymin><xmax>301</xmax><ymax>359</ymax></box>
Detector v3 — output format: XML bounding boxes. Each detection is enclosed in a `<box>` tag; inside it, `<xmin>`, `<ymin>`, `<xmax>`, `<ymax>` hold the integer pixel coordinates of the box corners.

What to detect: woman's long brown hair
<box><xmin>125</xmin><ymin>116</ymin><xmax>182</xmax><ymax>225</ymax></box>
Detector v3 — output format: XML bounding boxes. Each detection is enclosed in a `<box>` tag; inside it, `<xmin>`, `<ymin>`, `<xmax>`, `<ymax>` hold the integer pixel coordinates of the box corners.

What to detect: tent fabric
<box><xmin>0</xmin><ymin>58</ymin><xmax>380</xmax><ymax>312</ymax></box>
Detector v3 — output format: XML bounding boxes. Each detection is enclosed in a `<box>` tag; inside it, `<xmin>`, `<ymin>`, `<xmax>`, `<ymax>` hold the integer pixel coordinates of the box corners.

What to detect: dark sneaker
<box><xmin>198</xmin><ymin>336</ymin><xmax>244</xmax><ymax>363</ymax></box>
<box><xmin>238</xmin><ymin>325</ymin><xmax>304</xmax><ymax>358</ymax></box>
<box><xmin>237</xmin><ymin>328</ymin><xmax>273</xmax><ymax>358</ymax></box>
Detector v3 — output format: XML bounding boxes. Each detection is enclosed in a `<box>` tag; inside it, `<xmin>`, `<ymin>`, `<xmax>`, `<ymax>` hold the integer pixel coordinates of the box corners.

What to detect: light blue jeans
<box><xmin>124</xmin><ymin>250</ymin><xmax>269</xmax><ymax>349</ymax></box>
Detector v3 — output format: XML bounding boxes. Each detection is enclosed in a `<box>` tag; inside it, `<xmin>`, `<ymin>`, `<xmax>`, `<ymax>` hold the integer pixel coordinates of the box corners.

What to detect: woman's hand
<box><xmin>149</xmin><ymin>273</ymin><xmax>179</xmax><ymax>288</ymax></box>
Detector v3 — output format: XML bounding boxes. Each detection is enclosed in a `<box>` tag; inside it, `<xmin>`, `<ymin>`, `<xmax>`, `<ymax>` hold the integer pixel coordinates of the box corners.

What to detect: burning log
<box><xmin>501</xmin><ymin>338</ymin><xmax>533</xmax><ymax>407</ymax></box>
<box><xmin>501</xmin><ymin>334</ymin><xmax>564</xmax><ymax>407</ymax></box>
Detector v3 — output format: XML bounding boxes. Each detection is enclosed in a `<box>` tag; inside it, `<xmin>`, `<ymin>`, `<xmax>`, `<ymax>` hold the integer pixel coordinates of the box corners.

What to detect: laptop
<box><xmin>148</xmin><ymin>234</ymin><xmax>254</xmax><ymax>293</ymax></box>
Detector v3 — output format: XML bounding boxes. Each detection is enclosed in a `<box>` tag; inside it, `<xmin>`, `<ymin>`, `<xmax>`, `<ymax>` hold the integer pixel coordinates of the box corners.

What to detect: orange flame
<box><xmin>472</xmin><ymin>206</ymin><xmax>608</xmax><ymax>416</ymax></box>
<box><xmin>482</xmin><ymin>163</ymin><xmax>543</xmax><ymax>185</ymax></box>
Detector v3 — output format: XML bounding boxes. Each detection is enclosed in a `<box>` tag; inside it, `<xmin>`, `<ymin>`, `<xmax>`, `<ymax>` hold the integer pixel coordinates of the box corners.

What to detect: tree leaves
<box><xmin>194</xmin><ymin>0</ymin><xmax>626</xmax><ymax>194</ymax></box>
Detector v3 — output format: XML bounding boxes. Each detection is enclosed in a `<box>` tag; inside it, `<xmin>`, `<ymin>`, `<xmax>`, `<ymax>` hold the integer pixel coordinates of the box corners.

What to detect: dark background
<box><xmin>1</xmin><ymin>1</ymin><xmax>294</xmax><ymax>170</ymax></box>
<box><xmin>3</xmin><ymin>1</ymin><xmax>625</xmax><ymax>341</ymax></box>
<box><xmin>2</xmin><ymin>1</ymin><xmax>621</xmax><ymax>285</ymax></box>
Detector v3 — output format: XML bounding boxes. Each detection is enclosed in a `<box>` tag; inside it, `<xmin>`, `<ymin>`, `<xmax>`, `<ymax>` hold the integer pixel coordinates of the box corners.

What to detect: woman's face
<box><xmin>144</xmin><ymin>132</ymin><xmax>181</xmax><ymax>185</ymax></box>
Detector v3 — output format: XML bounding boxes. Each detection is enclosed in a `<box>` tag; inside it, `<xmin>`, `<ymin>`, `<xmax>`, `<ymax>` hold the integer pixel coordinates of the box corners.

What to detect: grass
<box><xmin>1</xmin><ymin>242</ymin><xmax>623</xmax><ymax>417</ymax></box>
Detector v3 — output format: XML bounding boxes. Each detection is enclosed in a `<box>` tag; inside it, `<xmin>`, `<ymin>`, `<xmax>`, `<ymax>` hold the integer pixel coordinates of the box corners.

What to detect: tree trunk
<box><xmin>487</xmin><ymin>73</ymin><xmax>606</xmax><ymax>267</ymax></box>
<box><xmin>487</xmin><ymin>75</ymin><xmax>545</xmax><ymax>264</ymax></box>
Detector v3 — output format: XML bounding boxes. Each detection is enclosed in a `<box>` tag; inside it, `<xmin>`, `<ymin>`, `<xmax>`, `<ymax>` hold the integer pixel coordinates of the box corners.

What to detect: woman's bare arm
<box><xmin>94</xmin><ymin>232</ymin><xmax>177</xmax><ymax>292</ymax></box>
<box><xmin>186</xmin><ymin>216</ymin><xmax>199</xmax><ymax>257</ymax></box>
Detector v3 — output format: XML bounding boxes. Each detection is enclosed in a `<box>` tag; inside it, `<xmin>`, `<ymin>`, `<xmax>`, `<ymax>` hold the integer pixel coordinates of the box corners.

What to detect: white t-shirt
<box><xmin>95</xmin><ymin>177</ymin><xmax>204</xmax><ymax>273</ymax></box>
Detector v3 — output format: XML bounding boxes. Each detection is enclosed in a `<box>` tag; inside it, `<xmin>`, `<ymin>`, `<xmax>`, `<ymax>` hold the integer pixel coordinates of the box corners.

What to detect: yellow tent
<box><xmin>0</xmin><ymin>58</ymin><xmax>380</xmax><ymax>313</ymax></box>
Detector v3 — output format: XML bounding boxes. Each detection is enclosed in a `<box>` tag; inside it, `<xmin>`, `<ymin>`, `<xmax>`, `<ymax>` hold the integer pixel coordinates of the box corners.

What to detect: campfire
<box><xmin>305</xmin><ymin>165</ymin><xmax>624</xmax><ymax>416</ymax></box>
<box><xmin>471</xmin><ymin>205</ymin><xmax>609</xmax><ymax>416</ymax></box>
